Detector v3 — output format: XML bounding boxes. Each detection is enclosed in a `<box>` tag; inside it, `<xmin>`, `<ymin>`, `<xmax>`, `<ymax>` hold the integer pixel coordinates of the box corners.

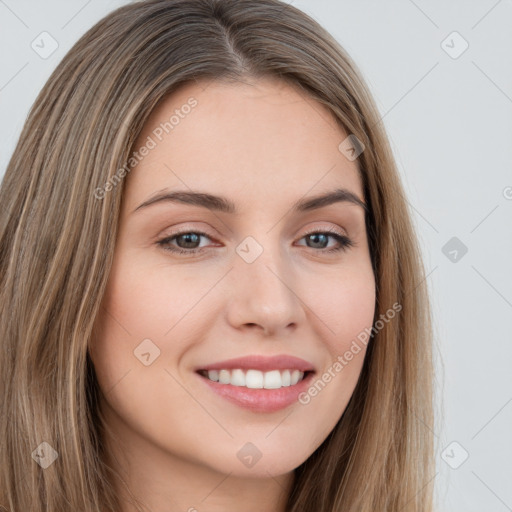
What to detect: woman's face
<box><xmin>90</xmin><ymin>77</ymin><xmax>375</xmax><ymax>481</ymax></box>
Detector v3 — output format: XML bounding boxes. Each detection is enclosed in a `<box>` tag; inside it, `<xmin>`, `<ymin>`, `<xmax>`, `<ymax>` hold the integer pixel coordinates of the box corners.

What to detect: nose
<box><xmin>224</xmin><ymin>241</ymin><xmax>305</xmax><ymax>337</ymax></box>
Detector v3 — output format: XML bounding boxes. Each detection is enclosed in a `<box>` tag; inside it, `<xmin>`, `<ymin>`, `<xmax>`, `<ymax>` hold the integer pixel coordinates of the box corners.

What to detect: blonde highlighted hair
<box><xmin>0</xmin><ymin>0</ymin><xmax>435</xmax><ymax>510</ymax></box>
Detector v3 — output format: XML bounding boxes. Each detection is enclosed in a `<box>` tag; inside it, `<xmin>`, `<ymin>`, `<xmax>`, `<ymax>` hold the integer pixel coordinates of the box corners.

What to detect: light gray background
<box><xmin>1</xmin><ymin>1</ymin><xmax>511</xmax><ymax>510</ymax></box>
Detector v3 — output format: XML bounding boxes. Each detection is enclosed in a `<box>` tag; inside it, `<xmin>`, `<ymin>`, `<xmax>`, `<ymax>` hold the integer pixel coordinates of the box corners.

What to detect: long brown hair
<box><xmin>0</xmin><ymin>0</ymin><xmax>435</xmax><ymax>510</ymax></box>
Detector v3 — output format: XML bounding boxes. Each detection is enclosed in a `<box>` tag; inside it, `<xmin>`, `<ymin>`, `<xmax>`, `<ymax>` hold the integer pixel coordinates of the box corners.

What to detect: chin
<box><xmin>204</xmin><ymin>441</ymin><xmax>311</xmax><ymax>478</ymax></box>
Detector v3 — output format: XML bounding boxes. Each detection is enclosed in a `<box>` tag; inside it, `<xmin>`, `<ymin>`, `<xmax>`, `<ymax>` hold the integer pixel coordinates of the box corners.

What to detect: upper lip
<box><xmin>196</xmin><ymin>354</ymin><xmax>316</xmax><ymax>373</ymax></box>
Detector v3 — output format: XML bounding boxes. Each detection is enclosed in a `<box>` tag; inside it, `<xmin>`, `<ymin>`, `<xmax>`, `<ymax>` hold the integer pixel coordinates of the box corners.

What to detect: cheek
<box><xmin>89</xmin><ymin>251</ymin><xmax>216</xmax><ymax>391</ymax></box>
<box><xmin>295</xmin><ymin>264</ymin><xmax>375</xmax><ymax>413</ymax></box>
<box><xmin>97</xmin><ymin>252</ymin><xmax>209</xmax><ymax>342</ymax></box>
<box><xmin>88</xmin><ymin>254</ymin><xmax>206</xmax><ymax>453</ymax></box>
<box><xmin>306</xmin><ymin>263</ymin><xmax>376</xmax><ymax>356</ymax></box>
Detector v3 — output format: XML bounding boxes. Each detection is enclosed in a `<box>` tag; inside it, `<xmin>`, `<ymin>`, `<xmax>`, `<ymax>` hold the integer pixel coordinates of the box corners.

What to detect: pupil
<box><xmin>309</xmin><ymin>233</ymin><xmax>327</xmax><ymax>248</ymax></box>
<box><xmin>178</xmin><ymin>233</ymin><xmax>199</xmax><ymax>248</ymax></box>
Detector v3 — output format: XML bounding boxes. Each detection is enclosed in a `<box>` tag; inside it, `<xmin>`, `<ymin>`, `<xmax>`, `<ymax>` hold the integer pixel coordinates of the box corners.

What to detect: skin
<box><xmin>89</xmin><ymin>77</ymin><xmax>376</xmax><ymax>512</ymax></box>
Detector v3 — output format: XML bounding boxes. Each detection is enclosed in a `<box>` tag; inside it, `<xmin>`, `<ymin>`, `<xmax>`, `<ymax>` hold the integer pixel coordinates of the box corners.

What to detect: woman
<box><xmin>0</xmin><ymin>0</ymin><xmax>435</xmax><ymax>510</ymax></box>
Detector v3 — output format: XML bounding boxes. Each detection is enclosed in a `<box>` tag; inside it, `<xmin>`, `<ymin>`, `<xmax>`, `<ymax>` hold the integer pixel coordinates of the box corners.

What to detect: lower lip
<box><xmin>197</xmin><ymin>371</ymin><xmax>315</xmax><ymax>413</ymax></box>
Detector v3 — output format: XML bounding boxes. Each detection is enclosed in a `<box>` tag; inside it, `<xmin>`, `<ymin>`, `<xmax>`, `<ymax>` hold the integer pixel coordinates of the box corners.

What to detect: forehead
<box><xmin>123</xmin><ymin>78</ymin><xmax>363</xmax><ymax>215</ymax></box>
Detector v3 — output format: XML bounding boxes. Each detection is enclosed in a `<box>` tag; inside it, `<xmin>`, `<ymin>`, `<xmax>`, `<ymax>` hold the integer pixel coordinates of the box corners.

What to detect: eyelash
<box><xmin>156</xmin><ymin>227</ymin><xmax>355</xmax><ymax>256</ymax></box>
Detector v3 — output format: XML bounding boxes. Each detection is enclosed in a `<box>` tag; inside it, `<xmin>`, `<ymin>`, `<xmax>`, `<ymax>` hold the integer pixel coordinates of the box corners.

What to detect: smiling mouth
<box><xmin>197</xmin><ymin>368</ymin><xmax>313</xmax><ymax>389</ymax></box>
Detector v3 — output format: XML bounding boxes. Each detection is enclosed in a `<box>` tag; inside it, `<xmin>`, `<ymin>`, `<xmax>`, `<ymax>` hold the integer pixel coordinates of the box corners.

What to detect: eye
<box><xmin>156</xmin><ymin>227</ymin><xmax>355</xmax><ymax>256</ymax></box>
<box><xmin>296</xmin><ymin>227</ymin><xmax>354</xmax><ymax>253</ymax></box>
<box><xmin>157</xmin><ymin>230</ymin><xmax>215</xmax><ymax>256</ymax></box>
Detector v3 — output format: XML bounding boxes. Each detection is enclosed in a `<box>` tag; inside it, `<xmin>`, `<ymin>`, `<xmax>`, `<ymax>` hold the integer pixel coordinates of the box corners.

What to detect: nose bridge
<box><xmin>227</xmin><ymin>232</ymin><xmax>303</xmax><ymax>333</ymax></box>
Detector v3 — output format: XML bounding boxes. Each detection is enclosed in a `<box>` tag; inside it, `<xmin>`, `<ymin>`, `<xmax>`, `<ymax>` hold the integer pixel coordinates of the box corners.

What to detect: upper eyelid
<box><xmin>162</xmin><ymin>223</ymin><xmax>348</xmax><ymax>236</ymax></box>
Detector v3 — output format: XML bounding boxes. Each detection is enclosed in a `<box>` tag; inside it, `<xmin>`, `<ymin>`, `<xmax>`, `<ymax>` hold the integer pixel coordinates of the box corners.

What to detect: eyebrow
<box><xmin>132</xmin><ymin>187</ymin><xmax>367</xmax><ymax>215</ymax></box>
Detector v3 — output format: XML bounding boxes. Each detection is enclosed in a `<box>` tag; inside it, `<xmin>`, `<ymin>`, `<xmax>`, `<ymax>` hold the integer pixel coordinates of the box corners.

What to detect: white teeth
<box><xmin>202</xmin><ymin>369</ymin><xmax>306</xmax><ymax>389</ymax></box>
<box><xmin>207</xmin><ymin>370</ymin><xmax>219</xmax><ymax>382</ymax></box>
<box><xmin>218</xmin><ymin>369</ymin><xmax>230</xmax><ymax>384</ymax></box>
<box><xmin>230</xmin><ymin>369</ymin><xmax>245</xmax><ymax>386</ymax></box>
<box><xmin>245</xmin><ymin>369</ymin><xmax>263</xmax><ymax>389</ymax></box>
<box><xmin>264</xmin><ymin>370</ymin><xmax>282</xmax><ymax>389</ymax></box>
<box><xmin>290</xmin><ymin>370</ymin><xmax>301</xmax><ymax>386</ymax></box>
